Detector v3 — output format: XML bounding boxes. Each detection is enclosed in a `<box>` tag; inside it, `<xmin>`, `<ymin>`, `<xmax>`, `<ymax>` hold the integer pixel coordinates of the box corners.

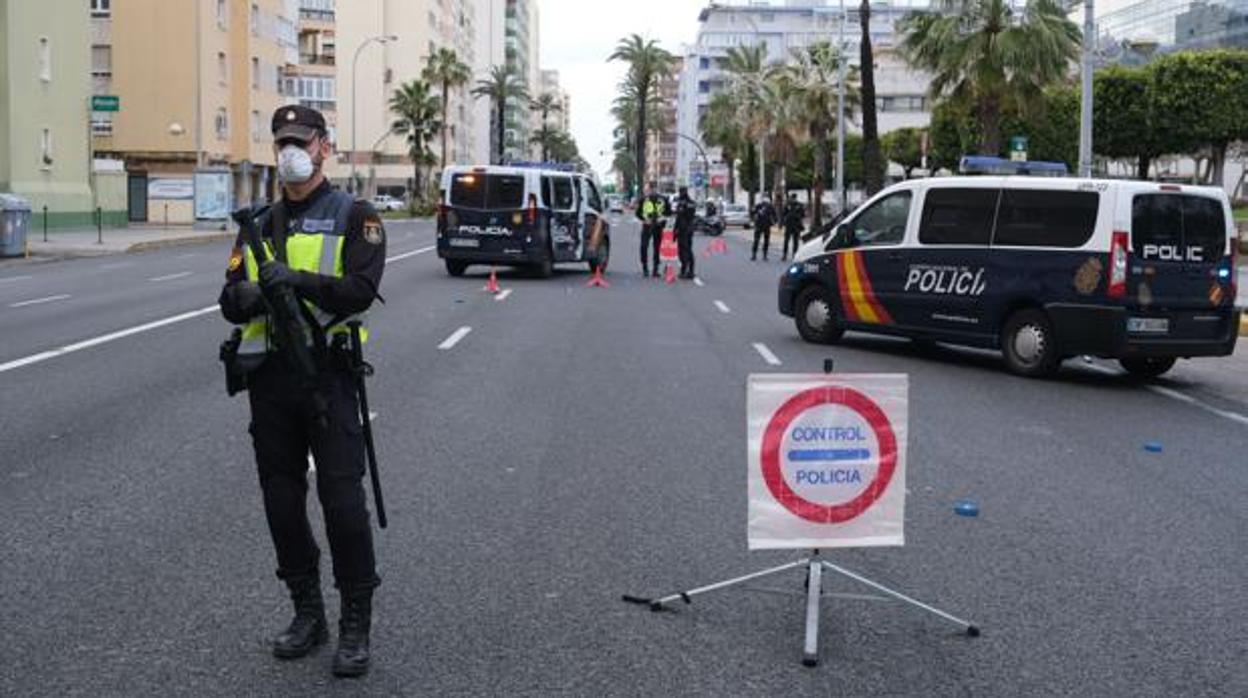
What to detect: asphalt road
<box><xmin>2</xmin><ymin>217</ymin><xmax>1247</xmax><ymax>696</ymax></box>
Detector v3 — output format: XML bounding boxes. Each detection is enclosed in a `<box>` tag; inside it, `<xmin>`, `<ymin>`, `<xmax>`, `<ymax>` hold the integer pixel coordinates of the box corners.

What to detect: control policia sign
<box><xmin>748</xmin><ymin>374</ymin><xmax>908</xmax><ymax>550</ymax></box>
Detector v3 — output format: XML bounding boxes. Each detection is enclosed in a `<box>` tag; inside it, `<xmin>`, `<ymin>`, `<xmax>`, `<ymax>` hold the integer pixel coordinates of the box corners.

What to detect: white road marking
<box><xmin>693</xmin><ymin>277</ymin><xmax>705</xmax><ymax>287</ymax></box>
<box><xmin>0</xmin><ymin>305</ymin><xmax>217</xmax><ymax>374</ymax></box>
<box><xmin>1084</xmin><ymin>363</ymin><xmax>1248</xmax><ymax>427</ymax></box>
<box><xmin>310</xmin><ymin>411</ymin><xmax>379</xmax><ymax>472</ymax></box>
<box><xmin>753</xmin><ymin>342</ymin><xmax>782</xmax><ymax>366</ymax></box>
<box><xmin>438</xmin><ymin>326</ymin><xmax>472</xmax><ymax>350</ymax></box>
<box><xmin>386</xmin><ymin>245</ymin><xmax>435</xmax><ymax>263</ymax></box>
<box><xmin>9</xmin><ymin>294</ymin><xmax>71</xmax><ymax>308</ymax></box>
<box><xmin>98</xmin><ymin>262</ymin><xmax>133</xmax><ymax>270</ymax></box>
<box><xmin>714</xmin><ymin>300</ymin><xmax>731</xmax><ymax>314</ymax></box>
<box><xmin>175</xmin><ymin>252</ymin><xmax>200</xmax><ymax>259</ymax></box>
<box><xmin>0</xmin><ymin>275</ymin><xmax>32</xmax><ymax>284</ymax></box>
<box><xmin>495</xmin><ymin>288</ymin><xmax>513</xmax><ymax>302</ymax></box>
<box><xmin>148</xmin><ymin>271</ymin><xmax>193</xmax><ymax>282</ymax></box>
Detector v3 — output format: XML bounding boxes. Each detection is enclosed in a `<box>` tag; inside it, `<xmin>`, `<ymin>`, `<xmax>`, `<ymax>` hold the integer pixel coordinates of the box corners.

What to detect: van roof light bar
<box><xmin>958</xmin><ymin>156</ymin><xmax>1069</xmax><ymax>177</ymax></box>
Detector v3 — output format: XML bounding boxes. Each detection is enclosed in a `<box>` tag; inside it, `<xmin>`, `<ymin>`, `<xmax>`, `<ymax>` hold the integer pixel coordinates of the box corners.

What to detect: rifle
<box><xmin>231</xmin><ymin>207</ymin><xmax>328</xmax><ymax>425</ymax></box>
<box><xmin>347</xmin><ymin>321</ymin><xmax>387</xmax><ymax>529</ymax></box>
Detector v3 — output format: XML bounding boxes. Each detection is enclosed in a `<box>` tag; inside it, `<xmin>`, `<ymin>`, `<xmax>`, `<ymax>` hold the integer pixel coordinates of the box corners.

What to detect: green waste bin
<box><xmin>0</xmin><ymin>194</ymin><xmax>31</xmax><ymax>257</ymax></box>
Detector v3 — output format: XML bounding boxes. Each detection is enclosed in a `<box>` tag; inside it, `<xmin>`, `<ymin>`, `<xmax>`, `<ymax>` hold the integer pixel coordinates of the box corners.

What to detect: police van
<box><xmin>437</xmin><ymin>164</ymin><xmax>612</xmax><ymax>278</ymax></box>
<box><xmin>778</xmin><ymin>176</ymin><xmax>1240</xmax><ymax>378</ymax></box>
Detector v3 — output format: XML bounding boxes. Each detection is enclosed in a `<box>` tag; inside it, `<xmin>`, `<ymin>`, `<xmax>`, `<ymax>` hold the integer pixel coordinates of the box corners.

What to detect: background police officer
<box><xmin>751</xmin><ymin>195</ymin><xmax>777</xmax><ymax>261</ymax></box>
<box><xmin>636</xmin><ymin>181</ymin><xmax>671</xmax><ymax>277</ymax></box>
<box><xmin>781</xmin><ymin>193</ymin><xmax>805</xmax><ymax>261</ymax></box>
<box><xmin>218</xmin><ymin>105</ymin><xmax>385</xmax><ymax>678</ymax></box>
<box><xmin>673</xmin><ymin>186</ymin><xmax>697</xmax><ymax>279</ymax></box>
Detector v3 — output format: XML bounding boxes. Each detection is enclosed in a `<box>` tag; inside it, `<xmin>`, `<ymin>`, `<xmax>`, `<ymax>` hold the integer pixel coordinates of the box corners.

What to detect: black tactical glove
<box><xmin>233</xmin><ymin>281</ymin><xmax>265</xmax><ymax>317</ymax></box>
<box><xmin>259</xmin><ymin>260</ymin><xmax>314</xmax><ymax>292</ymax></box>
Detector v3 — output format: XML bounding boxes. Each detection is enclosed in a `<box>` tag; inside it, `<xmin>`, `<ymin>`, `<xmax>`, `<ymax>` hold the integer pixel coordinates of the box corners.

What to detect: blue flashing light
<box><xmin>1217</xmin><ymin>267</ymin><xmax>1231</xmax><ymax>280</ymax></box>
<box><xmin>958</xmin><ymin>156</ymin><xmax>1069</xmax><ymax>177</ymax></box>
<box><xmin>788</xmin><ymin>264</ymin><xmax>802</xmax><ymax>276</ymax></box>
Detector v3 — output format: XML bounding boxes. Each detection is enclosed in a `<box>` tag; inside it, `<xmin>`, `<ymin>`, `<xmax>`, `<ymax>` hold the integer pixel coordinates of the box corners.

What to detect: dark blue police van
<box><xmin>779</xmin><ymin>176</ymin><xmax>1240</xmax><ymax>378</ymax></box>
<box><xmin>437</xmin><ymin>165</ymin><xmax>611</xmax><ymax>278</ymax></box>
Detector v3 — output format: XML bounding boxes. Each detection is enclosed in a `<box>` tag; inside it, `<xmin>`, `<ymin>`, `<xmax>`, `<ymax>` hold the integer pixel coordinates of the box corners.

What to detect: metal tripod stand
<box><xmin>624</xmin><ymin>549</ymin><xmax>979</xmax><ymax>667</ymax></box>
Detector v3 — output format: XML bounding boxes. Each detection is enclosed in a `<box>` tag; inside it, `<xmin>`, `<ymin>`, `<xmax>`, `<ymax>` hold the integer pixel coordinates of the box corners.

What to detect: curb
<box><xmin>126</xmin><ymin>232</ymin><xmax>236</xmax><ymax>253</ymax></box>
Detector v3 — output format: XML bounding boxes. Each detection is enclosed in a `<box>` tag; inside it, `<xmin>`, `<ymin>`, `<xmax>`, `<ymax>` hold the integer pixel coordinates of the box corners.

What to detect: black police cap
<box><xmin>271</xmin><ymin>105</ymin><xmax>327</xmax><ymax>144</ymax></box>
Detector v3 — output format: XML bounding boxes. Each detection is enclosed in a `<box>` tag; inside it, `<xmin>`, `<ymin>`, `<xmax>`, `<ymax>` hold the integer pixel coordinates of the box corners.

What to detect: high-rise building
<box><xmin>676</xmin><ymin>1</ymin><xmax>933</xmax><ymax>198</ymax></box>
<box><xmin>1084</xmin><ymin>0</ymin><xmax>1247</xmax><ymax>51</ymax></box>
<box><xmin>503</xmin><ymin>0</ymin><xmax>540</xmax><ymax>162</ymax></box>
<box><xmin>337</xmin><ymin>0</ymin><xmax>486</xmax><ymax>198</ymax></box>
<box><xmin>288</xmin><ymin>0</ymin><xmax>337</xmax><ymax>135</ymax></box>
<box><xmin>538</xmin><ymin>69</ymin><xmax>571</xmax><ymax>133</ymax></box>
<box><xmin>90</xmin><ymin>0</ymin><xmax>298</xmax><ymax>223</ymax></box>
<box><xmin>0</xmin><ymin>0</ymin><xmax>96</xmax><ymax>227</ymax></box>
<box><xmin>472</xmin><ymin>0</ymin><xmax>506</xmax><ymax>165</ymax></box>
<box><xmin>647</xmin><ymin>59</ymin><xmax>681</xmax><ymax>192</ymax></box>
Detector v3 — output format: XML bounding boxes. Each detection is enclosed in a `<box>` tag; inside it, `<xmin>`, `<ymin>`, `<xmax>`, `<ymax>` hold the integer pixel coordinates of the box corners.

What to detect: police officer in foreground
<box><xmin>781</xmin><ymin>193</ymin><xmax>805</xmax><ymax>261</ymax></box>
<box><xmin>673</xmin><ymin>186</ymin><xmax>697</xmax><ymax>279</ymax></box>
<box><xmin>636</xmin><ymin>181</ymin><xmax>671</xmax><ymax>277</ymax></box>
<box><xmin>218</xmin><ymin>105</ymin><xmax>385</xmax><ymax>678</ymax></box>
<box><xmin>751</xmin><ymin>194</ymin><xmax>777</xmax><ymax>261</ymax></box>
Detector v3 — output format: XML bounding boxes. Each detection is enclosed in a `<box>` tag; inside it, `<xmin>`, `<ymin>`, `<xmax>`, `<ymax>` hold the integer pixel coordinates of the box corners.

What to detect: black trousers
<box><xmin>676</xmin><ymin>226</ymin><xmax>695</xmax><ymax>276</ymax></box>
<box><xmin>640</xmin><ymin>223</ymin><xmax>662</xmax><ymax>271</ymax></box>
<box><xmin>247</xmin><ymin>358</ymin><xmax>379</xmax><ymax>590</ymax></box>
<box><xmin>752</xmin><ymin>225</ymin><xmax>772</xmax><ymax>259</ymax></box>
<box><xmin>782</xmin><ymin>225</ymin><xmax>801</xmax><ymax>259</ymax></box>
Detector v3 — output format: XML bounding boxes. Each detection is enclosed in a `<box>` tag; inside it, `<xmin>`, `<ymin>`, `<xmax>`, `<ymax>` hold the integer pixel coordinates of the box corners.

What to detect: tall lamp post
<box><xmin>675</xmin><ymin>132</ymin><xmax>711</xmax><ymax>202</ymax></box>
<box><xmin>1078</xmin><ymin>0</ymin><xmax>1095</xmax><ymax>178</ymax></box>
<box><xmin>836</xmin><ymin>0</ymin><xmax>847</xmax><ymax>212</ymax></box>
<box><xmin>351</xmin><ymin>34</ymin><xmax>398</xmax><ymax>194</ymax></box>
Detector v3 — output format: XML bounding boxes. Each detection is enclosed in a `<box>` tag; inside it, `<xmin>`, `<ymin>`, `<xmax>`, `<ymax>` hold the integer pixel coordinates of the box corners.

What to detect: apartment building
<box><xmin>90</xmin><ymin>0</ymin><xmax>297</xmax><ymax>223</ymax></box>
<box><xmin>504</xmin><ymin>0</ymin><xmax>540</xmax><ymax>161</ymax></box>
<box><xmin>538</xmin><ymin>69</ymin><xmax>570</xmax><ymax>133</ymax></box>
<box><xmin>287</xmin><ymin>0</ymin><xmax>337</xmax><ymax>136</ymax></box>
<box><xmin>646</xmin><ymin>58</ymin><xmax>680</xmax><ymax>192</ymax></box>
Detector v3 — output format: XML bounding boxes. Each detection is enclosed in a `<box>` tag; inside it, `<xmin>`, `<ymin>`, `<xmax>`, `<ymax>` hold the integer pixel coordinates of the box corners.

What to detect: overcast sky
<box><xmin>538</xmin><ymin>0</ymin><xmax>709</xmax><ymax>178</ymax></box>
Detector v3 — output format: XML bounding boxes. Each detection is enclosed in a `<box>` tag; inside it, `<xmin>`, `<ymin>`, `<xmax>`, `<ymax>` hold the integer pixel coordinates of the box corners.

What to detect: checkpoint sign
<box><xmin>748</xmin><ymin>374</ymin><xmax>908</xmax><ymax>550</ymax></box>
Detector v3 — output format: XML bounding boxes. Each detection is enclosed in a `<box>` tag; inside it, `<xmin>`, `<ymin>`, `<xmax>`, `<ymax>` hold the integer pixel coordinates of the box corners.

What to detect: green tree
<box><xmin>859</xmin><ymin>0</ymin><xmax>884</xmax><ymax>194</ymax></box>
<box><xmin>529</xmin><ymin>92</ymin><xmax>564</xmax><ymax>161</ymax></box>
<box><xmin>1001</xmin><ymin>84</ymin><xmax>1079</xmax><ymax>169</ymax></box>
<box><xmin>881</xmin><ymin>127</ymin><xmax>926</xmax><ymax>179</ymax></box>
<box><xmin>722</xmin><ymin>43</ymin><xmax>772</xmax><ymax>209</ymax></box>
<box><xmin>471</xmin><ymin>65</ymin><xmax>529</xmax><ymax>165</ymax></box>
<box><xmin>609</xmin><ymin>34</ymin><xmax>676</xmax><ymax>193</ymax></box>
<box><xmin>389</xmin><ymin>79</ymin><xmax>442</xmax><ymax>202</ymax></box>
<box><xmin>783</xmin><ymin>41</ymin><xmax>858</xmax><ymax>227</ymax></box>
<box><xmin>1150</xmin><ymin>50</ymin><xmax>1248</xmax><ymax>185</ymax></box>
<box><xmin>421</xmin><ymin>48</ymin><xmax>471</xmax><ymax>170</ymax></box>
<box><xmin>1093</xmin><ymin>64</ymin><xmax>1160</xmax><ymax>180</ymax></box>
<box><xmin>898</xmin><ymin>0</ymin><xmax>1080</xmax><ymax>156</ymax></box>
<box><xmin>700</xmin><ymin>92</ymin><xmax>746</xmax><ymax>204</ymax></box>
<box><xmin>760</xmin><ymin>72</ymin><xmax>807</xmax><ymax>205</ymax></box>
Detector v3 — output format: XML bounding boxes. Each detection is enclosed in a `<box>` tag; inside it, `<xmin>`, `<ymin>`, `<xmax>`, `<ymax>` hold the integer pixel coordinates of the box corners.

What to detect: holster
<box><xmin>219</xmin><ymin>328</ymin><xmax>247</xmax><ymax>396</ymax></box>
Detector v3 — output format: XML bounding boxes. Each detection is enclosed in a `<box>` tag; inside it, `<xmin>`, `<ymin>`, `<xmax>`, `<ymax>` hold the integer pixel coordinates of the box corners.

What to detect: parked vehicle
<box><xmin>371</xmin><ymin>194</ymin><xmax>405</xmax><ymax>212</ymax></box>
<box><xmin>721</xmin><ymin>202</ymin><xmax>750</xmax><ymax>228</ymax></box>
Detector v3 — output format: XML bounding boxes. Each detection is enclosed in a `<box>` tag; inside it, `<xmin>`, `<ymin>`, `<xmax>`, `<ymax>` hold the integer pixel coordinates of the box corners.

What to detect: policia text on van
<box><xmin>779</xmin><ymin>177</ymin><xmax>1240</xmax><ymax>378</ymax></box>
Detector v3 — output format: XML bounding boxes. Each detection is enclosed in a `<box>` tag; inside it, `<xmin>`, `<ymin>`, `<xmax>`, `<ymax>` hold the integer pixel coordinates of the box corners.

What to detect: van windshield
<box><xmin>450</xmin><ymin>173</ymin><xmax>526</xmax><ymax>210</ymax></box>
<box><xmin>1132</xmin><ymin>194</ymin><xmax>1227</xmax><ymax>263</ymax></box>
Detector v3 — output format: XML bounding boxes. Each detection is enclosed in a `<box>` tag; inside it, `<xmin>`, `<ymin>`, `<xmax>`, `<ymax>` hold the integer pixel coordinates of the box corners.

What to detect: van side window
<box><xmin>993</xmin><ymin>190</ymin><xmax>1099</xmax><ymax>248</ymax></box>
<box><xmin>850</xmin><ymin>191</ymin><xmax>911</xmax><ymax>246</ymax></box>
<box><xmin>919</xmin><ymin>188</ymin><xmax>998</xmax><ymax>245</ymax></box>
<box><xmin>541</xmin><ymin>176</ymin><xmax>554</xmax><ymax>208</ymax></box>
<box><xmin>552</xmin><ymin>177</ymin><xmax>576</xmax><ymax>211</ymax></box>
<box><xmin>1132</xmin><ymin>194</ymin><xmax>1227</xmax><ymax>262</ymax></box>
<box><xmin>586</xmin><ymin>180</ymin><xmax>604</xmax><ymax>213</ymax></box>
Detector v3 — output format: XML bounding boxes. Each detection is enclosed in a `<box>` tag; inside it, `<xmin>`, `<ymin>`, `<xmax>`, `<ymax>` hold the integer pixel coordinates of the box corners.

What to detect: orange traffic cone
<box><xmin>664</xmin><ymin>263</ymin><xmax>676</xmax><ymax>285</ymax></box>
<box><xmin>484</xmin><ymin>267</ymin><xmax>501</xmax><ymax>294</ymax></box>
<box><xmin>586</xmin><ymin>265</ymin><xmax>609</xmax><ymax>288</ymax></box>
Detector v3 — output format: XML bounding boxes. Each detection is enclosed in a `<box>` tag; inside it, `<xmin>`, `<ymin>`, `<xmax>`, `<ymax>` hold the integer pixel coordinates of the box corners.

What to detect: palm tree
<box><xmin>783</xmin><ymin>41</ymin><xmax>858</xmax><ymax>228</ymax></box>
<box><xmin>898</xmin><ymin>0</ymin><xmax>1080</xmax><ymax>155</ymax></box>
<box><xmin>722</xmin><ymin>44</ymin><xmax>772</xmax><ymax>209</ymax></box>
<box><xmin>471</xmin><ymin>65</ymin><xmax>529</xmax><ymax>164</ymax></box>
<box><xmin>389</xmin><ymin>79</ymin><xmax>442</xmax><ymax>202</ymax></box>
<box><xmin>700</xmin><ymin>93</ymin><xmax>746</xmax><ymax>204</ymax></box>
<box><xmin>529</xmin><ymin>92</ymin><xmax>564</xmax><ymax>161</ymax></box>
<box><xmin>759</xmin><ymin>72</ymin><xmax>808</xmax><ymax>207</ymax></box>
<box><xmin>422</xmin><ymin>48</ymin><xmax>472</xmax><ymax>171</ymax></box>
<box><xmin>860</xmin><ymin>0</ymin><xmax>883</xmax><ymax>195</ymax></box>
<box><xmin>609</xmin><ymin>34</ymin><xmax>675</xmax><ymax>196</ymax></box>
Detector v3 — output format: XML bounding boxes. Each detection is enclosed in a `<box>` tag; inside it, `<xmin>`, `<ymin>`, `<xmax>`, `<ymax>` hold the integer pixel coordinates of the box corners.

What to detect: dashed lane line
<box><xmin>386</xmin><ymin>245</ymin><xmax>435</xmax><ymax>263</ymax></box>
<box><xmin>0</xmin><ymin>275</ymin><xmax>32</xmax><ymax>284</ymax></box>
<box><xmin>9</xmin><ymin>294</ymin><xmax>71</xmax><ymax>308</ymax></box>
<box><xmin>438</xmin><ymin>326</ymin><xmax>472</xmax><ymax>351</ymax></box>
<box><xmin>148</xmin><ymin>271</ymin><xmax>193</xmax><ymax>283</ymax></box>
<box><xmin>1083</xmin><ymin>363</ymin><xmax>1248</xmax><ymax>428</ymax></box>
<box><xmin>693</xmin><ymin>277</ymin><xmax>705</xmax><ymax>287</ymax></box>
<box><xmin>753</xmin><ymin>342</ymin><xmax>782</xmax><ymax>366</ymax></box>
<box><xmin>714</xmin><ymin>300</ymin><xmax>731</xmax><ymax>314</ymax></box>
<box><xmin>495</xmin><ymin>289</ymin><xmax>513</xmax><ymax>302</ymax></box>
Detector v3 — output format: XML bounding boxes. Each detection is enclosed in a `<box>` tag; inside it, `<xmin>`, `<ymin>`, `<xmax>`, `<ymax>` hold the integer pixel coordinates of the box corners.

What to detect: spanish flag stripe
<box><xmin>852</xmin><ymin>251</ymin><xmax>894</xmax><ymax>324</ymax></box>
<box><xmin>843</xmin><ymin>252</ymin><xmax>881</xmax><ymax>323</ymax></box>
<box><xmin>835</xmin><ymin>254</ymin><xmax>861</xmax><ymax>322</ymax></box>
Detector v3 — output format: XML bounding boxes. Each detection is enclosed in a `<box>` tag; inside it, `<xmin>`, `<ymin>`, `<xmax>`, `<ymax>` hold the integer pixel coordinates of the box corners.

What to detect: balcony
<box><xmin>299</xmin><ymin>8</ymin><xmax>334</xmax><ymax>23</ymax></box>
<box><xmin>299</xmin><ymin>52</ymin><xmax>335</xmax><ymax>66</ymax></box>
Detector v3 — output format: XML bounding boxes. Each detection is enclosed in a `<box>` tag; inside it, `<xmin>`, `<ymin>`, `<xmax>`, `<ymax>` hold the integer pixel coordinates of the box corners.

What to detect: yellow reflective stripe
<box><xmin>285</xmin><ymin>234</ymin><xmax>323</xmax><ymax>273</ymax></box>
<box><xmin>842</xmin><ymin>251</ymin><xmax>881</xmax><ymax>324</ymax></box>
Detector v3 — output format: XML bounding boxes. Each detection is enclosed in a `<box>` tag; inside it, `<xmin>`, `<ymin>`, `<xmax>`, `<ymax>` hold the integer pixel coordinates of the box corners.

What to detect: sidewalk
<box><xmin>3</xmin><ymin>224</ymin><xmax>235</xmax><ymax>265</ymax></box>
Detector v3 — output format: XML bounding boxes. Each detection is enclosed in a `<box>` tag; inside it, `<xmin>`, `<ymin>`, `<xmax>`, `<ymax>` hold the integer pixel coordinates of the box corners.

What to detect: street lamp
<box><xmin>351</xmin><ymin>34</ymin><xmax>398</xmax><ymax>194</ymax></box>
<box><xmin>1078</xmin><ymin>0</ymin><xmax>1095</xmax><ymax>178</ymax></box>
<box><xmin>836</xmin><ymin>0</ymin><xmax>847</xmax><ymax>212</ymax></box>
<box><xmin>675</xmin><ymin>132</ymin><xmax>711</xmax><ymax>203</ymax></box>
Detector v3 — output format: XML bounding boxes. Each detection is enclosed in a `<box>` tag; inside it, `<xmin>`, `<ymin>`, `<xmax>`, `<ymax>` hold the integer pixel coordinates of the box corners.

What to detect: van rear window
<box><xmin>993</xmin><ymin>190</ymin><xmax>1099</xmax><ymax>248</ymax></box>
<box><xmin>450</xmin><ymin>174</ymin><xmax>525</xmax><ymax>210</ymax></box>
<box><xmin>1132</xmin><ymin>194</ymin><xmax>1227</xmax><ymax>262</ymax></box>
<box><xmin>919</xmin><ymin>188</ymin><xmax>997</xmax><ymax>245</ymax></box>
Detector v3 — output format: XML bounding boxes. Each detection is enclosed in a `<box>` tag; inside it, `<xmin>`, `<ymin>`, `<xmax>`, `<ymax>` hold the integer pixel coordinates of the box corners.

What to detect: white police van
<box><xmin>437</xmin><ymin>164</ymin><xmax>611</xmax><ymax>278</ymax></box>
<box><xmin>778</xmin><ymin>175</ymin><xmax>1240</xmax><ymax>378</ymax></box>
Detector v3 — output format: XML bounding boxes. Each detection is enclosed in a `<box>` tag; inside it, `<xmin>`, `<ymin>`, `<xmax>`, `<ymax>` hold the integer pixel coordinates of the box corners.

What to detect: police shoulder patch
<box><xmin>362</xmin><ymin>216</ymin><xmax>384</xmax><ymax>245</ymax></box>
<box><xmin>227</xmin><ymin>247</ymin><xmax>243</xmax><ymax>272</ymax></box>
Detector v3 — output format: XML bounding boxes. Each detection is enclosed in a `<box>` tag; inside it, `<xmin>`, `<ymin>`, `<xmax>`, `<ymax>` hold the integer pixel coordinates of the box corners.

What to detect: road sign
<box><xmin>1009</xmin><ymin>135</ymin><xmax>1027</xmax><ymax>162</ymax></box>
<box><xmin>691</xmin><ymin>172</ymin><xmax>706</xmax><ymax>187</ymax></box>
<box><xmin>91</xmin><ymin>95</ymin><xmax>120</xmax><ymax>112</ymax></box>
<box><xmin>748</xmin><ymin>374</ymin><xmax>908</xmax><ymax>550</ymax></box>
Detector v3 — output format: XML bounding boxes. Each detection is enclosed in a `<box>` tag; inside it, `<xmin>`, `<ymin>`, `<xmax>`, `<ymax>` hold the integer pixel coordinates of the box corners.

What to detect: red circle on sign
<box><xmin>760</xmin><ymin>385</ymin><xmax>897</xmax><ymax>524</ymax></box>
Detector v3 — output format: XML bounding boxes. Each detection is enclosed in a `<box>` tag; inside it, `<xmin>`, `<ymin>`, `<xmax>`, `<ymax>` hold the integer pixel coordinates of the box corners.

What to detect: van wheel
<box><xmin>445</xmin><ymin>260</ymin><xmax>468</xmax><ymax>277</ymax></box>
<box><xmin>795</xmin><ymin>285</ymin><xmax>844</xmax><ymax>345</ymax></box>
<box><xmin>1119</xmin><ymin>356</ymin><xmax>1176</xmax><ymax>379</ymax></box>
<box><xmin>1001</xmin><ymin>309</ymin><xmax>1061</xmax><ymax>378</ymax></box>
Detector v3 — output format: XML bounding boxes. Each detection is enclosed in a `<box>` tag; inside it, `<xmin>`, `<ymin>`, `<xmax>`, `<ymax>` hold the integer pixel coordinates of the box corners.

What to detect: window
<box><xmin>40</xmin><ymin>128</ymin><xmax>53</xmax><ymax>167</ymax></box>
<box><xmin>586</xmin><ymin>180</ymin><xmax>604</xmax><ymax>213</ymax></box>
<box><xmin>918</xmin><ymin>188</ymin><xmax>998</xmax><ymax>246</ymax></box>
<box><xmin>251</xmin><ymin>4</ymin><xmax>260</xmax><ymax>35</ymax></box>
<box><xmin>849</xmin><ymin>192</ymin><xmax>912</xmax><ymax>247</ymax></box>
<box><xmin>216</xmin><ymin>0</ymin><xmax>227</xmax><ymax>28</ymax></box>
<box><xmin>217</xmin><ymin>51</ymin><xmax>228</xmax><ymax>84</ymax></box>
<box><xmin>1132</xmin><ymin>194</ymin><xmax>1228</xmax><ymax>262</ymax></box>
<box><xmin>38</xmin><ymin>37</ymin><xmax>52</xmax><ymax>82</ymax></box>
<box><xmin>215</xmin><ymin>108</ymin><xmax>229</xmax><ymax>139</ymax></box>
<box><xmin>251</xmin><ymin>110</ymin><xmax>261</xmax><ymax>142</ymax></box>
<box><xmin>698</xmin><ymin>81</ymin><xmax>709</xmax><ymax>94</ymax></box>
<box><xmin>551</xmin><ymin>177</ymin><xmax>576</xmax><ymax>211</ymax></box>
<box><xmin>251</xmin><ymin>57</ymin><xmax>260</xmax><ymax>88</ymax></box>
<box><xmin>90</xmin><ymin>0</ymin><xmax>110</xmax><ymax>17</ymax></box>
<box><xmin>993</xmin><ymin>190</ymin><xmax>1099</xmax><ymax>248</ymax></box>
<box><xmin>91</xmin><ymin>45</ymin><xmax>112</xmax><ymax>76</ymax></box>
<box><xmin>699</xmin><ymin>57</ymin><xmax>710</xmax><ymax>70</ymax></box>
<box><xmin>449</xmin><ymin>174</ymin><xmax>525</xmax><ymax>210</ymax></box>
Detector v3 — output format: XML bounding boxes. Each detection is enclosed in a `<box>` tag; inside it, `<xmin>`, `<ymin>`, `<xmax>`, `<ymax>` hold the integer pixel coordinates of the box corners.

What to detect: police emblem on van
<box><xmin>904</xmin><ymin>264</ymin><xmax>986</xmax><ymax>296</ymax></box>
<box><xmin>1073</xmin><ymin>257</ymin><xmax>1102</xmax><ymax>295</ymax></box>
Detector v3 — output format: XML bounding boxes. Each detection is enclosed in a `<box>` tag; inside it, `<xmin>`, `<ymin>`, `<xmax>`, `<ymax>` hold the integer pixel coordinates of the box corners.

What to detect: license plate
<box><xmin>1127</xmin><ymin>317</ymin><xmax>1169</xmax><ymax>334</ymax></box>
<box><xmin>449</xmin><ymin>238</ymin><xmax>479</xmax><ymax>248</ymax></box>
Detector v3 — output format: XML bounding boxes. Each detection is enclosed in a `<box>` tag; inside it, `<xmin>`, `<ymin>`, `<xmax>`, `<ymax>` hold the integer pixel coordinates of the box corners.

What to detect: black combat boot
<box><xmin>272</xmin><ymin>575</ymin><xmax>328</xmax><ymax>659</ymax></box>
<box><xmin>332</xmin><ymin>587</ymin><xmax>374</xmax><ymax>678</ymax></box>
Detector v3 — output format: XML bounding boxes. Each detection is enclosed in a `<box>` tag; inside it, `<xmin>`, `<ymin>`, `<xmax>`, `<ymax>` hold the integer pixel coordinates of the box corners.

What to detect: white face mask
<box><xmin>277</xmin><ymin>144</ymin><xmax>315</xmax><ymax>184</ymax></box>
